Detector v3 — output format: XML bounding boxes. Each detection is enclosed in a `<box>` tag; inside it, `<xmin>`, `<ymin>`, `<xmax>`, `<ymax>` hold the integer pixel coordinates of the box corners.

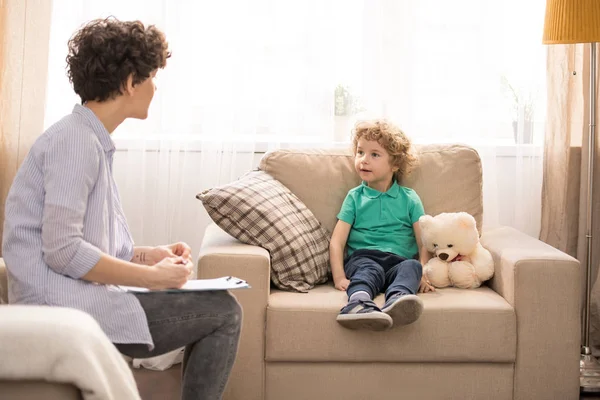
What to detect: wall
<box><xmin>0</xmin><ymin>0</ymin><xmax>52</xmax><ymax>253</ymax></box>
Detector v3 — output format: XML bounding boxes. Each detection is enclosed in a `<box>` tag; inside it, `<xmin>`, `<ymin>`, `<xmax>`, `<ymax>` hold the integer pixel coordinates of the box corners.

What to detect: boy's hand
<box><xmin>334</xmin><ymin>277</ymin><xmax>350</xmax><ymax>291</ymax></box>
<box><xmin>418</xmin><ymin>276</ymin><xmax>435</xmax><ymax>293</ymax></box>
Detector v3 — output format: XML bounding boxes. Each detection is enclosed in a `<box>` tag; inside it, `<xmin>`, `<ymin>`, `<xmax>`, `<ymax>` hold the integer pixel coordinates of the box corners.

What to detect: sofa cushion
<box><xmin>0</xmin><ymin>381</ymin><xmax>82</xmax><ymax>400</ymax></box>
<box><xmin>265</xmin><ymin>285</ymin><xmax>515</xmax><ymax>362</ymax></box>
<box><xmin>198</xmin><ymin>171</ymin><xmax>329</xmax><ymax>292</ymax></box>
<box><xmin>259</xmin><ymin>144</ymin><xmax>483</xmax><ymax>235</ymax></box>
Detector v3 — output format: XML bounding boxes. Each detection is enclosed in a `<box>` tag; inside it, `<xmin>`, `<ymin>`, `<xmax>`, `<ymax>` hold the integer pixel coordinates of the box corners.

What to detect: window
<box><xmin>45</xmin><ymin>0</ymin><xmax>546</xmax><ymax>146</ymax></box>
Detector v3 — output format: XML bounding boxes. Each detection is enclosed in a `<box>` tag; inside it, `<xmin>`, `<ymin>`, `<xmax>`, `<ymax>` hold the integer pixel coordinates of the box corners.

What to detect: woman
<box><xmin>2</xmin><ymin>17</ymin><xmax>242</xmax><ymax>400</ymax></box>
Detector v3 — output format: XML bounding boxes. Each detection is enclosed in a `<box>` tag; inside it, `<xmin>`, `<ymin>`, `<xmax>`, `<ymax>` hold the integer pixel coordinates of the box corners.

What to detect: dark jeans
<box><xmin>344</xmin><ymin>249</ymin><xmax>422</xmax><ymax>300</ymax></box>
<box><xmin>115</xmin><ymin>290</ymin><xmax>242</xmax><ymax>400</ymax></box>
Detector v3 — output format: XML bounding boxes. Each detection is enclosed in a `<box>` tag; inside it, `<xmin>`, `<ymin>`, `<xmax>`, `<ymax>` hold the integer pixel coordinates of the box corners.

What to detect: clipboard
<box><xmin>118</xmin><ymin>276</ymin><xmax>250</xmax><ymax>293</ymax></box>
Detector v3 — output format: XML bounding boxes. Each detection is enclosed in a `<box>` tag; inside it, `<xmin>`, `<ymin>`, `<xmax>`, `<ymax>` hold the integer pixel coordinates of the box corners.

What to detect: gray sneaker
<box><xmin>381</xmin><ymin>294</ymin><xmax>423</xmax><ymax>326</ymax></box>
<box><xmin>336</xmin><ymin>299</ymin><xmax>393</xmax><ymax>331</ymax></box>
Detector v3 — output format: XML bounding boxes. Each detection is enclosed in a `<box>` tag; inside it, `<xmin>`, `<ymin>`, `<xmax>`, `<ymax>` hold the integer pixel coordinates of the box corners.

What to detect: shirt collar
<box><xmin>361</xmin><ymin>180</ymin><xmax>400</xmax><ymax>199</ymax></box>
<box><xmin>72</xmin><ymin>104</ymin><xmax>115</xmax><ymax>153</ymax></box>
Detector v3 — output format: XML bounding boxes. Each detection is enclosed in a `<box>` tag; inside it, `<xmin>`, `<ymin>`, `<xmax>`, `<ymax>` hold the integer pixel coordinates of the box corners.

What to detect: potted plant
<box><xmin>333</xmin><ymin>84</ymin><xmax>364</xmax><ymax>142</ymax></box>
<box><xmin>501</xmin><ymin>75</ymin><xmax>535</xmax><ymax>144</ymax></box>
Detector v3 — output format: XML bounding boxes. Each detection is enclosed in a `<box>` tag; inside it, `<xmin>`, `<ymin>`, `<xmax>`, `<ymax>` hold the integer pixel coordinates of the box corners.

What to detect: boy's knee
<box><xmin>363</xmin><ymin>262</ymin><xmax>385</xmax><ymax>276</ymax></box>
<box><xmin>405</xmin><ymin>259</ymin><xmax>423</xmax><ymax>273</ymax></box>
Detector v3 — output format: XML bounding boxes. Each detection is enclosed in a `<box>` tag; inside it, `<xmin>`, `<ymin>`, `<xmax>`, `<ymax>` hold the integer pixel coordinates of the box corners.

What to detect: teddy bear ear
<box><xmin>456</xmin><ymin>212</ymin><xmax>476</xmax><ymax>230</ymax></box>
<box><xmin>419</xmin><ymin>215</ymin><xmax>433</xmax><ymax>229</ymax></box>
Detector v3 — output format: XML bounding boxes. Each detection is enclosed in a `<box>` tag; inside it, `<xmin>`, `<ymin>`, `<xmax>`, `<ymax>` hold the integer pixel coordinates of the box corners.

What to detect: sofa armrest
<box><xmin>0</xmin><ymin>305</ymin><xmax>140</xmax><ymax>399</ymax></box>
<box><xmin>480</xmin><ymin>226</ymin><xmax>580</xmax><ymax>400</ymax></box>
<box><xmin>0</xmin><ymin>258</ymin><xmax>8</xmax><ymax>304</ymax></box>
<box><xmin>197</xmin><ymin>223</ymin><xmax>271</xmax><ymax>400</ymax></box>
<box><xmin>0</xmin><ymin>381</ymin><xmax>82</xmax><ymax>400</ymax></box>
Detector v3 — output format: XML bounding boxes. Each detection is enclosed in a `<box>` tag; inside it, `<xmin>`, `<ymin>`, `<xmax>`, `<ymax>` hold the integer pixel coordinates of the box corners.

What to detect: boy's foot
<box><xmin>336</xmin><ymin>299</ymin><xmax>392</xmax><ymax>331</ymax></box>
<box><xmin>381</xmin><ymin>294</ymin><xmax>423</xmax><ymax>326</ymax></box>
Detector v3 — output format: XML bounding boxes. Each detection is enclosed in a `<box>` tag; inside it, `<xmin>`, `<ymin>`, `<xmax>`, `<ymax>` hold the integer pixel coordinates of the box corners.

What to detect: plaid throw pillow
<box><xmin>197</xmin><ymin>171</ymin><xmax>330</xmax><ymax>292</ymax></box>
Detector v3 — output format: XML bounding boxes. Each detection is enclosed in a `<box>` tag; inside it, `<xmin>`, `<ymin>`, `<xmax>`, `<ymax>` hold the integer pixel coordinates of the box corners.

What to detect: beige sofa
<box><xmin>197</xmin><ymin>145</ymin><xmax>581</xmax><ymax>400</ymax></box>
<box><xmin>0</xmin><ymin>260</ymin><xmax>146</xmax><ymax>400</ymax></box>
<box><xmin>0</xmin><ymin>261</ymin><xmax>82</xmax><ymax>400</ymax></box>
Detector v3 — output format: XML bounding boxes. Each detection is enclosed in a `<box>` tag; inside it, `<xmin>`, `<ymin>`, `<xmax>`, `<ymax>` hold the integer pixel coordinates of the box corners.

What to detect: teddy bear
<box><xmin>418</xmin><ymin>212</ymin><xmax>494</xmax><ymax>289</ymax></box>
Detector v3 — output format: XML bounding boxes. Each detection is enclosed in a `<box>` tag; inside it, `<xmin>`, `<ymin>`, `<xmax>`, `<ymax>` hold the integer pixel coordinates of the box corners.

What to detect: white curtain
<box><xmin>44</xmin><ymin>0</ymin><xmax>547</xmax><ymax>257</ymax></box>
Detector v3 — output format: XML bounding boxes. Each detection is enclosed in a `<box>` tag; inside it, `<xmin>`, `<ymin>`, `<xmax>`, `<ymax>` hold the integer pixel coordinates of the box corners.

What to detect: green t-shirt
<box><xmin>337</xmin><ymin>181</ymin><xmax>425</xmax><ymax>258</ymax></box>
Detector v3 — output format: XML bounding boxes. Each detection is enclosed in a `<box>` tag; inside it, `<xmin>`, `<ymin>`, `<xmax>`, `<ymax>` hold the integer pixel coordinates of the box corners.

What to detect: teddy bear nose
<box><xmin>439</xmin><ymin>253</ymin><xmax>449</xmax><ymax>261</ymax></box>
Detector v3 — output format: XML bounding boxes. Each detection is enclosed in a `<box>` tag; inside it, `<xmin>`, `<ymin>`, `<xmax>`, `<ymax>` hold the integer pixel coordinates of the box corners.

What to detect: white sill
<box><xmin>112</xmin><ymin>136</ymin><xmax>543</xmax><ymax>157</ymax></box>
<box><xmin>492</xmin><ymin>144</ymin><xmax>543</xmax><ymax>157</ymax></box>
<box><xmin>113</xmin><ymin>135</ymin><xmax>351</xmax><ymax>154</ymax></box>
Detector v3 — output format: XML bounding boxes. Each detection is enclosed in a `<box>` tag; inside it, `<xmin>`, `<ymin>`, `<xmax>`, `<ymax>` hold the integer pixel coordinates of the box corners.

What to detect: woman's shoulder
<box><xmin>38</xmin><ymin>113</ymin><xmax>102</xmax><ymax>152</ymax></box>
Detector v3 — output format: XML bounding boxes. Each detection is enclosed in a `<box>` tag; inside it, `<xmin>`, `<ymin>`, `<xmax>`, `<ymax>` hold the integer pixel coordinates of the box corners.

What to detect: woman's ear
<box><xmin>124</xmin><ymin>74</ymin><xmax>135</xmax><ymax>96</ymax></box>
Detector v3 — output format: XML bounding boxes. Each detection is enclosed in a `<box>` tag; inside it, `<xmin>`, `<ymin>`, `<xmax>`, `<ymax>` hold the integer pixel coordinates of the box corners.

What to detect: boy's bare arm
<box><xmin>413</xmin><ymin>221</ymin><xmax>431</xmax><ymax>265</ymax></box>
<box><xmin>330</xmin><ymin>220</ymin><xmax>352</xmax><ymax>291</ymax></box>
<box><xmin>413</xmin><ymin>221</ymin><xmax>435</xmax><ymax>293</ymax></box>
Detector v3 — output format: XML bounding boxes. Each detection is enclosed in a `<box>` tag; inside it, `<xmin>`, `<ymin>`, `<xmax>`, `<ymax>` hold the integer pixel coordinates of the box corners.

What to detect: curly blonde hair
<box><xmin>352</xmin><ymin>119</ymin><xmax>416</xmax><ymax>179</ymax></box>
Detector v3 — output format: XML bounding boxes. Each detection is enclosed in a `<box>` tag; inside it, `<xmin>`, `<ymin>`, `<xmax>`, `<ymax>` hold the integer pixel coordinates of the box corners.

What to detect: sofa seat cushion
<box><xmin>265</xmin><ymin>285</ymin><xmax>515</xmax><ymax>363</ymax></box>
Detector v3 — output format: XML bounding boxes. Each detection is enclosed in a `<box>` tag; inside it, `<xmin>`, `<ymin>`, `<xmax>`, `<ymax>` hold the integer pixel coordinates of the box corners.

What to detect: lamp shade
<box><xmin>543</xmin><ymin>0</ymin><xmax>600</xmax><ymax>44</ymax></box>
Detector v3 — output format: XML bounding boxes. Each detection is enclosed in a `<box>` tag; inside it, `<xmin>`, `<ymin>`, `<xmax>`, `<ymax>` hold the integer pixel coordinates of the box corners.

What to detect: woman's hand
<box><xmin>418</xmin><ymin>276</ymin><xmax>435</xmax><ymax>293</ymax></box>
<box><xmin>163</xmin><ymin>242</ymin><xmax>192</xmax><ymax>260</ymax></box>
<box><xmin>146</xmin><ymin>256</ymin><xmax>193</xmax><ymax>290</ymax></box>
<box><xmin>145</xmin><ymin>242</ymin><xmax>192</xmax><ymax>266</ymax></box>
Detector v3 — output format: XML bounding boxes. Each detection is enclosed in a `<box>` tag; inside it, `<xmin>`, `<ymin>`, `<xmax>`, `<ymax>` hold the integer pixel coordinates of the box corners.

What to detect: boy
<box><xmin>330</xmin><ymin>120</ymin><xmax>434</xmax><ymax>331</ymax></box>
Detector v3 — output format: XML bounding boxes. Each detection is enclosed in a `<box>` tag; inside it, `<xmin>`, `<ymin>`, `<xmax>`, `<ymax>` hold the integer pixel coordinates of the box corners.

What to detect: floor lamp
<box><xmin>542</xmin><ymin>0</ymin><xmax>600</xmax><ymax>393</ymax></box>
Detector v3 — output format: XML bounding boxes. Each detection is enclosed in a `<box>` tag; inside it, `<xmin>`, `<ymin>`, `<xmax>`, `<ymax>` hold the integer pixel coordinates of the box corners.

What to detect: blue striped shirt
<box><xmin>2</xmin><ymin>104</ymin><xmax>152</xmax><ymax>348</ymax></box>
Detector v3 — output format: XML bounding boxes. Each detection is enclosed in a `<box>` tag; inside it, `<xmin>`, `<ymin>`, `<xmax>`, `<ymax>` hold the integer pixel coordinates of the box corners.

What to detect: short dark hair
<box><xmin>66</xmin><ymin>17</ymin><xmax>171</xmax><ymax>103</ymax></box>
